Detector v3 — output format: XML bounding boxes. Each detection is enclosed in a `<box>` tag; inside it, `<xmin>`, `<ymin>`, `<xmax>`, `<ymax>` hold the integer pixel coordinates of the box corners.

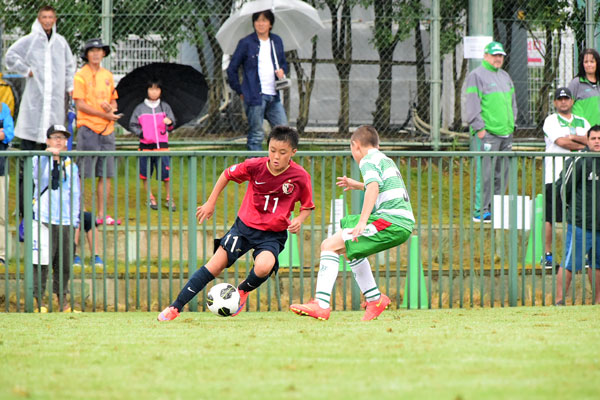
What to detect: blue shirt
<box><xmin>226</xmin><ymin>32</ymin><xmax>288</xmax><ymax>106</ymax></box>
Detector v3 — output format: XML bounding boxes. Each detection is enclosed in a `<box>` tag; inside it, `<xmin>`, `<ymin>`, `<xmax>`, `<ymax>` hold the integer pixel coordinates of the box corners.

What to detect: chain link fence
<box><xmin>0</xmin><ymin>0</ymin><xmax>596</xmax><ymax>143</ymax></box>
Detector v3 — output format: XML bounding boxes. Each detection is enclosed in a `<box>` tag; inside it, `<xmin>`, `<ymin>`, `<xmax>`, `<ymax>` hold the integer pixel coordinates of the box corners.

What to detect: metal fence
<box><xmin>1</xmin><ymin>150</ymin><xmax>598</xmax><ymax>313</ymax></box>
<box><xmin>0</xmin><ymin>0</ymin><xmax>597</xmax><ymax>145</ymax></box>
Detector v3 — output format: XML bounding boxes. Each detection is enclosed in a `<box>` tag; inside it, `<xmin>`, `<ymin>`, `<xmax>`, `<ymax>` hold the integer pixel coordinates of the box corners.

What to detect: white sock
<box><xmin>349</xmin><ymin>258</ymin><xmax>380</xmax><ymax>302</ymax></box>
<box><xmin>315</xmin><ymin>251</ymin><xmax>340</xmax><ymax>309</ymax></box>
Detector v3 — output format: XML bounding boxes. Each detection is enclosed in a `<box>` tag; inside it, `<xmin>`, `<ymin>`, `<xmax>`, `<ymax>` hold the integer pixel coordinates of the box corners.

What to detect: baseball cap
<box><xmin>46</xmin><ymin>124</ymin><xmax>70</xmax><ymax>139</ymax></box>
<box><xmin>81</xmin><ymin>38</ymin><xmax>111</xmax><ymax>61</ymax></box>
<box><xmin>484</xmin><ymin>41</ymin><xmax>506</xmax><ymax>56</ymax></box>
<box><xmin>554</xmin><ymin>87</ymin><xmax>572</xmax><ymax>100</ymax></box>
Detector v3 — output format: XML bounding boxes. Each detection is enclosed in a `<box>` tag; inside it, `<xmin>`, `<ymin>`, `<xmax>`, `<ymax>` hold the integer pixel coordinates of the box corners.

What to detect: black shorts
<box><xmin>214</xmin><ymin>217</ymin><xmax>288</xmax><ymax>273</ymax></box>
<box><xmin>545</xmin><ymin>183</ymin><xmax>563</xmax><ymax>223</ymax></box>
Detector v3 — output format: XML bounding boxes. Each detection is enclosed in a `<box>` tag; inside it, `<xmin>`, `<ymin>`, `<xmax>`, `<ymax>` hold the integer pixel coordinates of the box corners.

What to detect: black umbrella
<box><xmin>116</xmin><ymin>62</ymin><xmax>208</xmax><ymax>130</ymax></box>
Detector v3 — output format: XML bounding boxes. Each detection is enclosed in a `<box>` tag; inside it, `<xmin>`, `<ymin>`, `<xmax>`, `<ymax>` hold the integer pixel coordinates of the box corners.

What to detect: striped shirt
<box><xmin>359</xmin><ymin>148</ymin><xmax>414</xmax><ymax>231</ymax></box>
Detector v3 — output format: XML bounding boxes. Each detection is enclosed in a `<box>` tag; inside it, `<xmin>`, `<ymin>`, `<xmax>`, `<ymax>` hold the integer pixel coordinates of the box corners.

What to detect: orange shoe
<box><xmin>362</xmin><ymin>293</ymin><xmax>391</xmax><ymax>321</ymax></box>
<box><xmin>157</xmin><ymin>306</ymin><xmax>180</xmax><ymax>321</ymax></box>
<box><xmin>290</xmin><ymin>300</ymin><xmax>330</xmax><ymax>321</ymax></box>
<box><xmin>231</xmin><ymin>289</ymin><xmax>249</xmax><ymax>317</ymax></box>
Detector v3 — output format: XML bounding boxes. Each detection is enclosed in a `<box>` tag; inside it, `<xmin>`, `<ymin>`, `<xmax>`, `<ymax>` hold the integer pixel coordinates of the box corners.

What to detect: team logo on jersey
<box><xmin>230</xmin><ymin>164</ymin><xmax>237</xmax><ymax>172</ymax></box>
<box><xmin>282</xmin><ymin>182</ymin><xmax>294</xmax><ymax>194</ymax></box>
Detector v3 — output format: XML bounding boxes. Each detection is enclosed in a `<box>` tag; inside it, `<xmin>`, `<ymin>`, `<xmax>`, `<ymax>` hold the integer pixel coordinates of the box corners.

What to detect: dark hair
<box><xmin>38</xmin><ymin>5</ymin><xmax>56</xmax><ymax>15</ymax></box>
<box><xmin>588</xmin><ymin>124</ymin><xmax>600</xmax><ymax>137</ymax></box>
<box><xmin>351</xmin><ymin>125</ymin><xmax>379</xmax><ymax>147</ymax></box>
<box><xmin>147</xmin><ymin>79</ymin><xmax>162</xmax><ymax>89</ymax></box>
<box><xmin>577</xmin><ymin>48</ymin><xmax>600</xmax><ymax>82</ymax></box>
<box><xmin>252</xmin><ymin>10</ymin><xmax>275</xmax><ymax>29</ymax></box>
<box><xmin>267</xmin><ymin>126</ymin><xmax>299</xmax><ymax>149</ymax></box>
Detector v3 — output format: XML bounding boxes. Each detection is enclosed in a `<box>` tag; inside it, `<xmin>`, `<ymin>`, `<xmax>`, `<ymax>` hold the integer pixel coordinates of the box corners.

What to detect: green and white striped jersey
<box><xmin>359</xmin><ymin>148</ymin><xmax>414</xmax><ymax>231</ymax></box>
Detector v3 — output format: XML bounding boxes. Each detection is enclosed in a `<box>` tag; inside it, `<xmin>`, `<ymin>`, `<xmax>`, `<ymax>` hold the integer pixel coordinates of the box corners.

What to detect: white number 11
<box><xmin>263</xmin><ymin>195</ymin><xmax>279</xmax><ymax>213</ymax></box>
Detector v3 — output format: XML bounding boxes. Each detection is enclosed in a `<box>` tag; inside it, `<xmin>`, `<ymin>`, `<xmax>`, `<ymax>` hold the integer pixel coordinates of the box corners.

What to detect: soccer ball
<box><xmin>206</xmin><ymin>283</ymin><xmax>240</xmax><ymax>317</ymax></box>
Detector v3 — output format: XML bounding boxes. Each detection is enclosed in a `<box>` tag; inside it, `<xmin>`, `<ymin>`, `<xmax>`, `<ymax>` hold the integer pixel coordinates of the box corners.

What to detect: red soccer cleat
<box><xmin>157</xmin><ymin>306</ymin><xmax>180</xmax><ymax>321</ymax></box>
<box><xmin>361</xmin><ymin>293</ymin><xmax>391</xmax><ymax>321</ymax></box>
<box><xmin>290</xmin><ymin>300</ymin><xmax>330</xmax><ymax>321</ymax></box>
<box><xmin>231</xmin><ymin>289</ymin><xmax>249</xmax><ymax>317</ymax></box>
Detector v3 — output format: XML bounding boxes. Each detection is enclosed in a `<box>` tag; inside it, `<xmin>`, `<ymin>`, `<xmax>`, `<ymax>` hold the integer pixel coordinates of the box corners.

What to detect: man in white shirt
<box><xmin>542</xmin><ymin>87</ymin><xmax>589</xmax><ymax>269</ymax></box>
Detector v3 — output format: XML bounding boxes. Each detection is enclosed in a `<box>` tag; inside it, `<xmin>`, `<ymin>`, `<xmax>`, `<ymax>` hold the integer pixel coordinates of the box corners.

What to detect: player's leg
<box><xmin>232</xmin><ymin>226</ymin><xmax>288</xmax><ymax>316</ymax></box>
<box><xmin>158</xmin><ymin>247</ymin><xmax>228</xmax><ymax>321</ymax></box>
<box><xmin>231</xmin><ymin>250</ymin><xmax>276</xmax><ymax>317</ymax></box>
<box><xmin>289</xmin><ymin>231</ymin><xmax>346</xmax><ymax>320</ymax></box>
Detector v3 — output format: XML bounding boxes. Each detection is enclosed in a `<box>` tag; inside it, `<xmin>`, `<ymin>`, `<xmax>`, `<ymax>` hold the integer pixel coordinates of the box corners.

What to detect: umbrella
<box><xmin>115</xmin><ymin>63</ymin><xmax>208</xmax><ymax>130</ymax></box>
<box><xmin>216</xmin><ymin>0</ymin><xmax>325</xmax><ymax>55</ymax></box>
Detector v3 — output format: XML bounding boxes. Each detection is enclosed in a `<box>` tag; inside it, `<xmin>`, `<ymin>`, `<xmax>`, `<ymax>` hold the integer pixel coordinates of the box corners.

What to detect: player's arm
<box><xmin>351</xmin><ymin>181</ymin><xmax>379</xmax><ymax>240</ymax></box>
<box><xmin>196</xmin><ymin>171</ymin><xmax>230</xmax><ymax>223</ymax></box>
<box><xmin>287</xmin><ymin>208</ymin><xmax>312</xmax><ymax>233</ymax></box>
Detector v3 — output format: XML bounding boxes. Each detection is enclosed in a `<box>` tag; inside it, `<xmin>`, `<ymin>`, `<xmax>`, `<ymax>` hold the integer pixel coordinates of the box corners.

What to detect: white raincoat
<box><xmin>5</xmin><ymin>19</ymin><xmax>75</xmax><ymax>143</ymax></box>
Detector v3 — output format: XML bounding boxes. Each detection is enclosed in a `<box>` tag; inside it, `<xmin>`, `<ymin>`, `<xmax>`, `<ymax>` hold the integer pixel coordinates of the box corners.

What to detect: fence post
<box><xmin>24</xmin><ymin>156</ymin><xmax>33</xmax><ymax>312</ymax></box>
<box><xmin>187</xmin><ymin>156</ymin><xmax>198</xmax><ymax>311</ymax></box>
<box><xmin>350</xmin><ymin>162</ymin><xmax>362</xmax><ymax>310</ymax></box>
<box><xmin>101</xmin><ymin>0</ymin><xmax>113</xmax><ymax>69</ymax></box>
<box><xmin>430</xmin><ymin>0</ymin><xmax>441</xmax><ymax>151</ymax></box>
<box><xmin>508</xmin><ymin>156</ymin><xmax>518</xmax><ymax>306</ymax></box>
<box><xmin>586</xmin><ymin>0</ymin><xmax>595</xmax><ymax>50</ymax></box>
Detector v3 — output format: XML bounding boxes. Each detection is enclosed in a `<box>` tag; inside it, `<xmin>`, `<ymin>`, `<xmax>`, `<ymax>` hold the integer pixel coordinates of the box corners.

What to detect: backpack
<box><xmin>0</xmin><ymin>73</ymin><xmax>17</xmax><ymax>116</ymax></box>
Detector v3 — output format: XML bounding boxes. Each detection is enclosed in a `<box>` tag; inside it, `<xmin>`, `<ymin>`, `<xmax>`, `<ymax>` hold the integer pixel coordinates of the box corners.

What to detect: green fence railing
<box><xmin>1</xmin><ymin>150</ymin><xmax>597</xmax><ymax>312</ymax></box>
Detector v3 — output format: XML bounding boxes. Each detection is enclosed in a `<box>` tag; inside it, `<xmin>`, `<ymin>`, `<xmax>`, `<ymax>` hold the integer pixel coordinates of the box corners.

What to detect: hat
<box><xmin>484</xmin><ymin>41</ymin><xmax>506</xmax><ymax>56</ymax></box>
<box><xmin>81</xmin><ymin>38</ymin><xmax>110</xmax><ymax>61</ymax></box>
<box><xmin>46</xmin><ymin>124</ymin><xmax>70</xmax><ymax>139</ymax></box>
<box><xmin>554</xmin><ymin>87</ymin><xmax>572</xmax><ymax>100</ymax></box>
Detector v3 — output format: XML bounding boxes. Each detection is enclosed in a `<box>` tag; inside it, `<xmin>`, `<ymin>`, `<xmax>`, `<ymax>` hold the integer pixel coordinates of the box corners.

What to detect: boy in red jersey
<box><xmin>158</xmin><ymin>126</ymin><xmax>314</xmax><ymax>321</ymax></box>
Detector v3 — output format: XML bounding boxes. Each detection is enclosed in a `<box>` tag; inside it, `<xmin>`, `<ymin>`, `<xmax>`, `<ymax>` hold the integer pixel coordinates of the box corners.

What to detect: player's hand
<box><xmin>196</xmin><ymin>203</ymin><xmax>215</xmax><ymax>223</ymax></box>
<box><xmin>477</xmin><ymin>129</ymin><xmax>487</xmax><ymax>139</ymax></box>
<box><xmin>275</xmin><ymin>68</ymin><xmax>285</xmax><ymax>79</ymax></box>
<box><xmin>287</xmin><ymin>217</ymin><xmax>301</xmax><ymax>234</ymax></box>
<box><xmin>350</xmin><ymin>221</ymin><xmax>367</xmax><ymax>241</ymax></box>
<box><xmin>336</xmin><ymin>176</ymin><xmax>363</xmax><ymax>191</ymax></box>
<box><xmin>163</xmin><ymin>117</ymin><xmax>172</xmax><ymax>126</ymax></box>
<box><xmin>0</xmin><ymin>128</ymin><xmax>4</xmax><ymax>141</ymax></box>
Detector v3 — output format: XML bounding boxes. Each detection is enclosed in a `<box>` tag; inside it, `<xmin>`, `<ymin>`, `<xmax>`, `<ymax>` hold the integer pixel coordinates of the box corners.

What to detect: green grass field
<box><xmin>1</xmin><ymin>306</ymin><xmax>599</xmax><ymax>399</ymax></box>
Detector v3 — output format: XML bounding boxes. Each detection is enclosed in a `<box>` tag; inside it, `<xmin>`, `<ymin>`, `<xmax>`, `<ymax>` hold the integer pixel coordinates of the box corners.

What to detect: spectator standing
<box><xmin>542</xmin><ymin>87</ymin><xmax>589</xmax><ymax>269</ymax></box>
<box><xmin>73</xmin><ymin>211</ymin><xmax>103</xmax><ymax>268</ymax></box>
<box><xmin>73</xmin><ymin>38</ymin><xmax>120</xmax><ymax>225</ymax></box>
<box><xmin>5</xmin><ymin>4</ymin><xmax>75</xmax><ymax>218</ymax></box>
<box><xmin>128</xmin><ymin>79</ymin><xmax>177</xmax><ymax>210</ymax></box>
<box><xmin>568</xmin><ymin>48</ymin><xmax>600</xmax><ymax>127</ymax></box>
<box><xmin>226</xmin><ymin>9</ymin><xmax>288</xmax><ymax>151</ymax></box>
<box><xmin>465</xmin><ymin>41</ymin><xmax>517</xmax><ymax>223</ymax></box>
<box><xmin>32</xmin><ymin>125</ymin><xmax>80</xmax><ymax>312</ymax></box>
<box><xmin>556</xmin><ymin>125</ymin><xmax>600</xmax><ymax>305</ymax></box>
<box><xmin>0</xmin><ymin>103</ymin><xmax>15</xmax><ymax>265</ymax></box>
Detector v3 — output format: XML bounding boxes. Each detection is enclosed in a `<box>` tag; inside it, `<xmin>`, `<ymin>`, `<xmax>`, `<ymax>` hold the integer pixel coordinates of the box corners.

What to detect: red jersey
<box><xmin>225</xmin><ymin>157</ymin><xmax>314</xmax><ymax>232</ymax></box>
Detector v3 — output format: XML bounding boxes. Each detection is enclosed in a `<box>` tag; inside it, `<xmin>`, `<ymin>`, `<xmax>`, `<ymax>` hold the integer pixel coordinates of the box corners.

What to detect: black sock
<box><xmin>171</xmin><ymin>266</ymin><xmax>215</xmax><ymax>311</ymax></box>
<box><xmin>238</xmin><ymin>268</ymin><xmax>269</xmax><ymax>292</ymax></box>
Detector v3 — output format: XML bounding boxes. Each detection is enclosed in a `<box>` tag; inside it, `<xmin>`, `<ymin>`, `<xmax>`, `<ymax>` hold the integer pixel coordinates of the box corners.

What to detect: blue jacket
<box><xmin>0</xmin><ymin>102</ymin><xmax>15</xmax><ymax>175</ymax></box>
<box><xmin>226</xmin><ymin>32</ymin><xmax>288</xmax><ymax>106</ymax></box>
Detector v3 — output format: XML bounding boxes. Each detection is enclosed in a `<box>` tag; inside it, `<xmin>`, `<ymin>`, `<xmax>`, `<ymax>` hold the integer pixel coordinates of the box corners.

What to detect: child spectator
<box><xmin>32</xmin><ymin>124</ymin><xmax>80</xmax><ymax>312</ymax></box>
<box><xmin>0</xmin><ymin>102</ymin><xmax>15</xmax><ymax>265</ymax></box>
<box><xmin>129</xmin><ymin>79</ymin><xmax>177</xmax><ymax>210</ymax></box>
<box><xmin>73</xmin><ymin>211</ymin><xmax>103</xmax><ymax>268</ymax></box>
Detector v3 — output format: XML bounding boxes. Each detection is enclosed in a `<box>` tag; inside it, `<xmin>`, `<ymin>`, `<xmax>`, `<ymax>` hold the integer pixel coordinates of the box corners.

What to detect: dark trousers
<box><xmin>33</xmin><ymin>224</ymin><xmax>74</xmax><ymax>302</ymax></box>
<box><xmin>18</xmin><ymin>139</ymin><xmax>46</xmax><ymax>218</ymax></box>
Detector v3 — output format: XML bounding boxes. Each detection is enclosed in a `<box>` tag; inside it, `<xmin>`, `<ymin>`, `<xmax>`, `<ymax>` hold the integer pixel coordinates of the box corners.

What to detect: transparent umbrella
<box><xmin>216</xmin><ymin>0</ymin><xmax>325</xmax><ymax>54</ymax></box>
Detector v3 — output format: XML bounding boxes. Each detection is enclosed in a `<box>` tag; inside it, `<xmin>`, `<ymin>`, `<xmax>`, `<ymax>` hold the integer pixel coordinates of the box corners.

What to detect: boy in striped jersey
<box><xmin>291</xmin><ymin>125</ymin><xmax>414</xmax><ymax>321</ymax></box>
